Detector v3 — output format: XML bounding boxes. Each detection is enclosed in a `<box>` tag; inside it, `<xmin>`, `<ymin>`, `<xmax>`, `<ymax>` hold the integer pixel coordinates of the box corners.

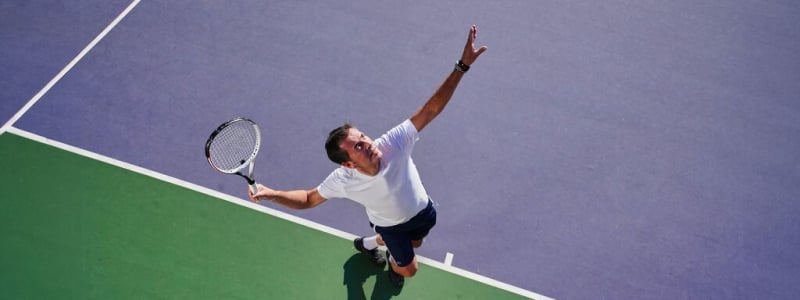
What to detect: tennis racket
<box><xmin>204</xmin><ymin>118</ymin><xmax>261</xmax><ymax>194</ymax></box>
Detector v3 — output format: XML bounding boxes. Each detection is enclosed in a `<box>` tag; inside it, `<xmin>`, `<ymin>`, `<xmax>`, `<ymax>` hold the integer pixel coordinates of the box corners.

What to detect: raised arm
<box><xmin>409</xmin><ymin>24</ymin><xmax>488</xmax><ymax>132</ymax></box>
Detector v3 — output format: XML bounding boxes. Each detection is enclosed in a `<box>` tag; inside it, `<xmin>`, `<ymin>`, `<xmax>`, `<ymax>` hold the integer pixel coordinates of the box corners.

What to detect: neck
<box><xmin>356</xmin><ymin>161</ymin><xmax>381</xmax><ymax>176</ymax></box>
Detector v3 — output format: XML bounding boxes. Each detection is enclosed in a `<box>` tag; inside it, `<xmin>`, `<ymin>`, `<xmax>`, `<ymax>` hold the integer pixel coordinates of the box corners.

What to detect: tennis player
<box><xmin>249</xmin><ymin>24</ymin><xmax>487</xmax><ymax>287</ymax></box>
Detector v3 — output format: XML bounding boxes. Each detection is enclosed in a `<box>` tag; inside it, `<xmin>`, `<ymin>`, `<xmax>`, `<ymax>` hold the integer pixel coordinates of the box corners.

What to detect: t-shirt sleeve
<box><xmin>380</xmin><ymin>119</ymin><xmax>419</xmax><ymax>154</ymax></box>
<box><xmin>317</xmin><ymin>169</ymin><xmax>346</xmax><ymax>200</ymax></box>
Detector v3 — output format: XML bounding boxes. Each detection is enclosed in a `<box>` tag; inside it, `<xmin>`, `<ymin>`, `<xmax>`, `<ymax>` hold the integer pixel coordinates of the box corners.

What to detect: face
<box><xmin>339</xmin><ymin>127</ymin><xmax>382</xmax><ymax>171</ymax></box>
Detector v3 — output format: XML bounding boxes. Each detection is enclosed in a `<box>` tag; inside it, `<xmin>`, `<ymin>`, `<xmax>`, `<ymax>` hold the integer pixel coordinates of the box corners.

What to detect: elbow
<box><xmin>424</xmin><ymin>104</ymin><xmax>444</xmax><ymax>116</ymax></box>
<box><xmin>293</xmin><ymin>198</ymin><xmax>313</xmax><ymax>209</ymax></box>
<box><xmin>416</xmin><ymin>109</ymin><xmax>440</xmax><ymax>124</ymax></box>
<box><xmin>297</xmin><ymin>192</ymin><xmax>320</xmax><ymax>209</ymax></box>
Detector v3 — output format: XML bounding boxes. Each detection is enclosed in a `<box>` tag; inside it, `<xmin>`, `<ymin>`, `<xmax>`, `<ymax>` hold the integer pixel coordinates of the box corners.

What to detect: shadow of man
<box><xmin>343</xmin><ymin>253</ymin><xmax>402</xmax><ymax>300</ymax></box>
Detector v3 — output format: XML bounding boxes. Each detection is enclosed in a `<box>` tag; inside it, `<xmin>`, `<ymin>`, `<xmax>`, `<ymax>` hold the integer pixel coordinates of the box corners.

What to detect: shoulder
<box><xmin>324</xmin><ymin>167</ymin><xmax>353</xmax><ymax>183</ymax></box>
<box><xmin>395</xmin><ymin>119</ymin><xmax>418</xmax><ymax>137</ymax></box>
<box><xmin>377</xmin><ymin>119</ymin><xmax>419</xmax><ymax>149</ymax></box>
<box><xmin>318</xmin><ymin>167</ymin><xmax>352</xmax><ymax>199</ymax></box>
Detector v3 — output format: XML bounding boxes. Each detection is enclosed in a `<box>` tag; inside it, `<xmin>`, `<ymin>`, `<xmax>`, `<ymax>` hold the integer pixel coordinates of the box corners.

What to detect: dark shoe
<box><xmin>386</xmin><ymin>250</ymin><xmax>405</xmax><ymax>287</ymax></box>
<box><xmin>354</xmin><ymin>237</ymin><xmax>386</xmax><ymax>268</ymax></box>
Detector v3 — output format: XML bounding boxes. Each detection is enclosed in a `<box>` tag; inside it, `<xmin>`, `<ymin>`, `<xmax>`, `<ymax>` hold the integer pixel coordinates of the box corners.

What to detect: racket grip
<box><xmin>249</xmin><ymin>182</ymin><xmax>258</xmax><ymax>194</ymax></box>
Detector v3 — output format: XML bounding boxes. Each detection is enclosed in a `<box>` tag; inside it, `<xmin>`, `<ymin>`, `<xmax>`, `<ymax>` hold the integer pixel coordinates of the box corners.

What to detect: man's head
<box><xmin>325</xmin><ymin>123</ymin><xmax>382</xmax><ymax>172</ymax></box>
<box><xmin>325</xmin><ymin>123</ymin><xmax>353</xmax><ymax>164</ymax></box>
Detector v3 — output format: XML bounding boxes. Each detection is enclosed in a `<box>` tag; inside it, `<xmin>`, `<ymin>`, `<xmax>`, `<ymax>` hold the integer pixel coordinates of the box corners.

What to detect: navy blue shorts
<box><xmin>372</xmin><ymin>199</ymin><xmax>437</xmax><ymax>267</ymax></box>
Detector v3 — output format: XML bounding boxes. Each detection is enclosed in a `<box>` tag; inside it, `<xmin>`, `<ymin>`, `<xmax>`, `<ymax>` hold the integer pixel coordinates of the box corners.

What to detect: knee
<box><xmin>405</xmin><ymin>264</ymin><xmax>419</xmax><ymax>277</ymax></box>
<box><xmin>394</xmin><ymin>263</ymin><xmax>419</xmax><ymax>277</ymax></box>
<box><xmin>392</xmin><ymin>257</ymin><xmax>419</xmax><ymax>277</ymax></box>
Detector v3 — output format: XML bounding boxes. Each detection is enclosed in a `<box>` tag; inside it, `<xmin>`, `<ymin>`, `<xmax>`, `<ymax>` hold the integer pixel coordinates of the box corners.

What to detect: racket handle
<box><xmin>249</xmin><ymin>182</ymin><xmax>258</xmax><ymax>194</ymax></box>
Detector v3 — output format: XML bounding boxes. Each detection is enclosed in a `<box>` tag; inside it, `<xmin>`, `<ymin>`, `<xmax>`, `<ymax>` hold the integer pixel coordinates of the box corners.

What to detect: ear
<box><xmin>341</xmin><ymin>161</ymin><xmax>356</xmax><ymax>169</ymax></box>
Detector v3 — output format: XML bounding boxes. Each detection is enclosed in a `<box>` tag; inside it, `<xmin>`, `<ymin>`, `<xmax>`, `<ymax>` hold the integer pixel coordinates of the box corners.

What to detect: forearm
<box><xmin>425</xmin><ymin>69</ymin><xmax>465</xmax><ymax>115</ymax></box>
<box><xmin>410</xmin><ymin>69</ymin><xmax>465</xmax><ymax>131</ymax></box>
<box><xmin>259</xmin><ymin>189</ymin><xmax>312</xmax><ymax>209</ymax></box>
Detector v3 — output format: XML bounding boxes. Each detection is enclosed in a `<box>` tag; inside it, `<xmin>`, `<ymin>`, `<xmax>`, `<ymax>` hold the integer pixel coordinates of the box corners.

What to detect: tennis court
<box><xmin>0</xmin><ymin>131</ymin><xmax>533</xmax><ymax>299</ymax></box>
<box><xmin>3</xmin><ymin>1</ymin><xmax>799</xmax><ymax>299</ymax></box>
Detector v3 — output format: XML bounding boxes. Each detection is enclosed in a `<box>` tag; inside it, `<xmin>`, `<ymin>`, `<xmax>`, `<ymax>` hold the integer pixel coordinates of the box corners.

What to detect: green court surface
<box><xmin>0</xmin><ymin>132</ymin><xmax>531</xmax><ymax>299</ymax></box>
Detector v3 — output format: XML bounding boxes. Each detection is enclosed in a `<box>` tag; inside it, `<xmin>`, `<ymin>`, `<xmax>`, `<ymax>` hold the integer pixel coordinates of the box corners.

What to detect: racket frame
<box><xmin>204</xmin><ymin>117</ymin><xmax>261</xmax><ymax>193</ymax></box>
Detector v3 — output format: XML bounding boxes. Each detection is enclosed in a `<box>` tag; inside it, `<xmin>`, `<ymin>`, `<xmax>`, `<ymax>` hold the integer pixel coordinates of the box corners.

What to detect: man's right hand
<box><xmin>248</xmin><ymin>183</ymin><xmax>277</xmax><ymax>203</ymax></box>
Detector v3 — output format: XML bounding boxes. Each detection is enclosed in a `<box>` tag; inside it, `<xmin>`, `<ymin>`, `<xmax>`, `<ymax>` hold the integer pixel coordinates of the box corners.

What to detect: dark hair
<box><xmin>325</xmin><ymin>122</ymin><xmax>353</xmax><ymax>164</ymax></box>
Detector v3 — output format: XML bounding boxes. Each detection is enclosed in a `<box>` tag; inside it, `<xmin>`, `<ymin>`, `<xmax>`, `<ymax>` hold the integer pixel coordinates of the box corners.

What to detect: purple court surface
<box><xmin>3</xmin><ymin>1</ymin><xmax>799</xmax><ymax>299</ymax></box>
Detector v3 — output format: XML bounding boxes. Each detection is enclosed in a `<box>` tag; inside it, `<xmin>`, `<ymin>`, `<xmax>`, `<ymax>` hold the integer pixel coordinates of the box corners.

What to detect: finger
<box><xmin>248</xmin><ymin>189</ymin><xmax>260</xmax><ymax>202</ymax></box>
<box><xmin>468</xmin><ymin>26</ymin><xmax>481</xmax><ymax>50</ymax></box>
<box><xmin>466</xmin><ymin>25</ymin><xmax>476</xmax><ymax>44</ymax></box>
<box><xmin>476</xmin><ymin>45</ymin><xmax>488</xmax><ymax>56</ymax></box>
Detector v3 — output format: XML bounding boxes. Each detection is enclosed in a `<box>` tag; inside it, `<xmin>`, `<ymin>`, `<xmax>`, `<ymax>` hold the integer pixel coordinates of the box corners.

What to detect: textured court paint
<box><xmin>0</xmin><ymin>133</ymin><xmax>531</xmax><ymax>299</ymax></box>
<box><xmin>0</xmin><ymin>0</ymin><xmax>131</xmax><ymax>128</ymax></box>
<box><xmin>1</xmin><ymin>0</ymin><xmax>141</xmax><ymax>134</ymax></box>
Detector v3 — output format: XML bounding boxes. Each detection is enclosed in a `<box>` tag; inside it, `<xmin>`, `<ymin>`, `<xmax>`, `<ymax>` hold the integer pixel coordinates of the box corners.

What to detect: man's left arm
<box><xmin>410</xmin><ymin>24</ymin><xmax>488</xmax><ymax>132</ymax></box>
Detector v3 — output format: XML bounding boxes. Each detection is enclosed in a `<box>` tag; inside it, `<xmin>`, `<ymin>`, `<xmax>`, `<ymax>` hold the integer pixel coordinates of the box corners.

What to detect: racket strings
<box><xmin>208</xmin><ymin>121</ymin><xmax>259</xmax><ymax>172</ymax></box>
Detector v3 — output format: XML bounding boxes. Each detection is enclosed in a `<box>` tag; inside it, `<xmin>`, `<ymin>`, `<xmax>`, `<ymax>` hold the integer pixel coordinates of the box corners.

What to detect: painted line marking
<box><xmin>0</xmin><ymin>0</ymin><xmax>141</xmax><ymax>135</ymax></box>
<box><xmin>445</xmin><ymin>252</ymin><xmax>454</xmax><ymax>266</ymax></box>
<box><xmin>6</xmin><ymin>126</ymin><xmax>554</xmax><ymax>300</ymax></box>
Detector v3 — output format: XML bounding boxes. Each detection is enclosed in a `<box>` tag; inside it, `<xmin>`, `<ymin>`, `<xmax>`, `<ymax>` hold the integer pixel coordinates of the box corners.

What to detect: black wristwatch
<box><xmin>454</xmin><ymin>60</ymin><xmax>470</xmax><ymax>73</ymax></box>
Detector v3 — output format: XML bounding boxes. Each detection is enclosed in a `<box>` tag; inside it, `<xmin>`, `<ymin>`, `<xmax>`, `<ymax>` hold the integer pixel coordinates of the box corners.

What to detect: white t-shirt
<box><xmin>317</xmin><ymin>119</ymin><xmax>430</xmax><ymax>227</ymax></box>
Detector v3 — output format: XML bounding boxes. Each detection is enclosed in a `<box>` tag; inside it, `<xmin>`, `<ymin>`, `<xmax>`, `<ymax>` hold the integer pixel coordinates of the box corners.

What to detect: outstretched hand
<box><xmin>461</xmin><ymin>25</ymin><xmax>488</xmax><ymax>66</ymax></box>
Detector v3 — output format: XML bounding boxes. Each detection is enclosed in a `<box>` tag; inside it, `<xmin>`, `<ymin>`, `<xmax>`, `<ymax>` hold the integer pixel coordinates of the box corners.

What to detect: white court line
<box><xmin>0</xmin><ymin>0</ymin><xmax>142</xmax><ymax>135</ymax></box>
<box><xmin>7</xmin><ymin>126</ymin><xmax>554</xmax><ymax>300</ymax></box>
<box><xmin>445</xmin><ymin>252</ymin><xmax>455</xmax><ymax>266</ymax></box>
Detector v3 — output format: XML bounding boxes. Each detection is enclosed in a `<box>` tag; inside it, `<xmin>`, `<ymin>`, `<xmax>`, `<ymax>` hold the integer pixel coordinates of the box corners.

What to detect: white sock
<box><xmin>362</xmin><ymin>235</ymin><xmax>379</xmax><ymax>250</ymax></box>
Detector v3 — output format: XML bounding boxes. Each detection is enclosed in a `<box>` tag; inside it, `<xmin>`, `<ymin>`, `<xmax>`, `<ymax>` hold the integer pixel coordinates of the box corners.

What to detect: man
<box><xmin>249</xmin><ymin>24</ymin><xmax>487</xmax><ymax>287</ymax></box>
